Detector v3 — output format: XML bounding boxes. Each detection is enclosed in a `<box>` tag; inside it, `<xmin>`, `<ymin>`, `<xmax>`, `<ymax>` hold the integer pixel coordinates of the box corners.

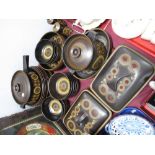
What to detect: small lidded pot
<box><xmin>48</xmin><ymin>73</ymin><xmax>80</xmax><ymax>100</ymax></box>
<box><xmin>11</xmin><ymin>55</ymin><xmax>50</xmax><ymax>108</ymax></box>
<box><xmin>63</xmin><ymin>29</ymin><xmax>111</xmax><ymax>79</ymax></box>
<box><xmin>35</xmin><ymin>32</ymin><xmax>65</xmax><ymax>71</ymax></box>
<box><xmin>42</xmin><ymin>97</ymin><xmax>70</xmax><ymax>122</ymax></box>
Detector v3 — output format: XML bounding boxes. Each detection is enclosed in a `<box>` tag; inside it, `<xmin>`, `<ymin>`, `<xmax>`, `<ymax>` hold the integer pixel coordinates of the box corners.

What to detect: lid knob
<box><xmin>71</xmin><ymin>48</ymin><xmax>81</xmax><ymax>58</ymax></box>
<box><xmin>14</xmin><ymin>83</ymin><xmax>21</xmax><ymax>92</ymax></box>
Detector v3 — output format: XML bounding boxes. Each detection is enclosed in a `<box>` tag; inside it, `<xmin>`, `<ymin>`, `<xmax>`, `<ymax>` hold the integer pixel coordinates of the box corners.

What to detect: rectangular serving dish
<box><xmin>90</xmin><ymin>45</ymin><xmax>155</xmax><ymax>112</ymax></box>
<box><xmin>63</xmin><ymin>90</ymin><xmax>112</xmax><ymax>135</ymax></box>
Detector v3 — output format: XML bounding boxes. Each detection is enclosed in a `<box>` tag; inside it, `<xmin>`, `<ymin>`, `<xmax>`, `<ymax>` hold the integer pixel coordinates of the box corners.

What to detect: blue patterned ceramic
<box><xmin>119</xmin><ymin>107</ymin><xmax>155</xmax><ymax>123</ymax></box>
<box><xmin>105</xmin><ymin>114</ymin><xmax>155</xmax><ymax>135</ymax></box>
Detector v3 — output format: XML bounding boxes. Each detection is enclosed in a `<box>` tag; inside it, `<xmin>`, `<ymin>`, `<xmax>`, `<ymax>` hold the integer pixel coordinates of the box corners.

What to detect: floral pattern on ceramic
<box><xmin>105</xmin><ymin>114</ymin><xmax>155</xmax><ymax>135</ymax></box>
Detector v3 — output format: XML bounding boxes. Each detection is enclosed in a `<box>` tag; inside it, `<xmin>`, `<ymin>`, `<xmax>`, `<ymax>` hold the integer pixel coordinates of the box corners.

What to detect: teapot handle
<box><xmin>23</xmin><ymin>55</ymin><xmax>29</xmax><ymax>72</ymax></box>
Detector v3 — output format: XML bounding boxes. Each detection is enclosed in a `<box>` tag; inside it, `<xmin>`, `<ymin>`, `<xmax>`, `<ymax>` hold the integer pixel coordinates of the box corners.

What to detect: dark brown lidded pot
<box><xmin>63</xmin><ymin>29</ymin><xmax>112</xmax><ymax>79</ymax></box>
<box><xmin>48</xmin><ymin>73</ymin><xmax>80</xmax><ymax>100</ymax></box>
<box><xmin>42</xmin><ymin>97</ymin><xmax>70</xmax><ymax>122</ymax></box>
<box><xmin>11</xmin><ymin>55</ymin><xmax>50</xmax><ymax>108</ymax></box>
<box><xmin>35</xmin><ymin>32</ymin><xmax>65</xmax><ymax>71</ymax></box>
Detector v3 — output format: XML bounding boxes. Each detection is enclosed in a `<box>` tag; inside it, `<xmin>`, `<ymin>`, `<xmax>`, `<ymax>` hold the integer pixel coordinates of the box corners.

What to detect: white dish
<box><xmin>73</xmin><ymin>19</ymin><xmax>105</xmax><ymax>32</ymax></box>
<box><xmin>112</xmin><ymin>19</ymin><xmax>150</xmax><ymax>39</ymax></box>
<box><xmin>141</xmin><ymin>20</ymin><xmax>155</xmax><ymax>41</ymax></box>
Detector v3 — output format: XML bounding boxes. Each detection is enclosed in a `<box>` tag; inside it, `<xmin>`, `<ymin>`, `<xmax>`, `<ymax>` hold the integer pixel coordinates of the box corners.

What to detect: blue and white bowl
<box><xmin>105</xmin><ymin>114</ymin><xmax>155</xmax><ymax>135</ymax></box>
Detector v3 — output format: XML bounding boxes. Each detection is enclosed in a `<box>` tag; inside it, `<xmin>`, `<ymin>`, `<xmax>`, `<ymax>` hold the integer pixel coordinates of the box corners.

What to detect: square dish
<box><xmin>91</xmin><ymin>45</ymin><xmax>155</xmax><ymax>112</ymax></box>
<box><xmin>63</xmin><ymin>90</ymin><xmax>112</xmax><ymax>135</ymax></box>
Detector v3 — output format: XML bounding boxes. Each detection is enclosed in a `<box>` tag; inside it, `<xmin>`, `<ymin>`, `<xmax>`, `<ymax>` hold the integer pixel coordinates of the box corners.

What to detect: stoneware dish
<box><xmin>63</xmin><ymin>90</ymin><xmax>112</xmax><ymax>135</ymax></box>
<box><xmin>91</xmin><ymin>45</ymin><xmax>155</xmax><ymax>112</ymax></box>
<box><xmin>63</xmin><ymin>29</ymin><xmax>112</xmax><ymax>79</ymax></box>
<box><xmin>42</xmin><ymin>97</ymin><xmax>70</xmax><ymax>122</ymax></box>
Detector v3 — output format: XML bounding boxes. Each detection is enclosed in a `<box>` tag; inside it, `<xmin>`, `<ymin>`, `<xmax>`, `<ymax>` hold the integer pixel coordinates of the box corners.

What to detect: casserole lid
<box><xmin>63</xmin><ymin>34</ymin><xmax>94</xmax><ymax>71</ymax></box>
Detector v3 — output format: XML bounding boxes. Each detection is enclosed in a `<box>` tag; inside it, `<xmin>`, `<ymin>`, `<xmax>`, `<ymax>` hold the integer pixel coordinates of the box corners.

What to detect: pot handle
<box><xmin>23</xmin><ymin>55</ymin><xmax>29</xmax><ymax>71</ymax></box>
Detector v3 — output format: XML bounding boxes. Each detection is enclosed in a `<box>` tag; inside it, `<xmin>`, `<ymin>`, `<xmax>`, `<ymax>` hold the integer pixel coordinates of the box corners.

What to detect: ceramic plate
<box><xmin>119</xmin><ymin>107</ymin><xmax>155</xmax><ymax>123</ymax></box>
<box><xmin>112</xmin><ymin>19</ymin><xmax>149</xmax><ymax>39</ymax></box>
<box><xmin>105</xmin><ymin>114</ymin><xmax>155</xmax><ymax>135</ymax></box>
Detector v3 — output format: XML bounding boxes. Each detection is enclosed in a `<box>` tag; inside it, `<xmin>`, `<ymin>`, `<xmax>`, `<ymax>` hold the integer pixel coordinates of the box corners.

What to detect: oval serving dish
<box><xmin>105</xmin><ymin>114</ymin><xmax>155</xmax><ymax>135</ymax></box>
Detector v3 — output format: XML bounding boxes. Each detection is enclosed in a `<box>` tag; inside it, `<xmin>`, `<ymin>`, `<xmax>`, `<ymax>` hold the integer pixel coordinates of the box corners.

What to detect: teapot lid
<box><xmin>11</xmin><ymin>71</ymin><xmax>31</xmax><ymax>104</ymax></box>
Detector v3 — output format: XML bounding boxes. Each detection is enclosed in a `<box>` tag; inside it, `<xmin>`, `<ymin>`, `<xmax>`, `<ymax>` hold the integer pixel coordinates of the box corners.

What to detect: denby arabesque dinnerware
<box><xmin>63</xmin><ymin>90</ymin><xmax>112</xmax><ymax>135</ymax></box>
<box><xmin>11</xmin><ymin>55</ymin><xmax>50</xmax><ymax>108</ymax></box>
<box><xmin>91</xmin><ymin>45</ymin><xmax>155</xmax><ymax>112</ymax></box>
<box><xmin>10</xmin><ymin>19</ymin><xmax>155</xmax><ymax>135</ymax></box>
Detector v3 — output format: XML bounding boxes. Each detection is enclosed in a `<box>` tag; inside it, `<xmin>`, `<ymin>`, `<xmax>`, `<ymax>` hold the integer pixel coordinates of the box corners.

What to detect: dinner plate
<box><xmin>112</xmin><ymin>19</ymin><xmax>150</xmax><ymax>39</ymax></box>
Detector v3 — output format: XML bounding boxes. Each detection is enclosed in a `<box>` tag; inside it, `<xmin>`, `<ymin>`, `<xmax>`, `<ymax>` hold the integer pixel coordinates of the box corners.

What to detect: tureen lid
<box><xmin>63</xmin><ymin>34</ymin><xmax>94</xmax><ymax>71</ymax></box>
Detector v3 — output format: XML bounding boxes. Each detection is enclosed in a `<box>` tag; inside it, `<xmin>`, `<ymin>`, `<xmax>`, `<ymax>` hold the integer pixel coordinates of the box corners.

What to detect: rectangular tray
<box><xmin>63</xmin><ymin>90</ymin><xmax>112</xmax><ymax>135</ymax></box>
<box><xmin>0</xmin><ymin>113</ymin><xmax>65</xmax><ymax>135</ymax></box>
<box><xmin>91</xmin><ymin>45</ymin><xmax>155</xmax><ymax>112</ymax></box>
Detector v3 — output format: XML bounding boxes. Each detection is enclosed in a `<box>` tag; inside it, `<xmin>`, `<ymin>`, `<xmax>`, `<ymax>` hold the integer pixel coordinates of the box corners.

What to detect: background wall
<box><xmin>0</xmin><ymin>20</ymin><xmax>51</xmax><ymax>118</ymax></box>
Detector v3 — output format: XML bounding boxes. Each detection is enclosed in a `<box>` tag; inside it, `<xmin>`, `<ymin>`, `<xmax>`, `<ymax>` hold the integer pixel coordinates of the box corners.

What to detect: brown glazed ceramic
<box><xmin>42</xmin><ymin>97</ymin><xmax>70</xmax><ymax>122</ymax></box>
<box><xmin>47</xmin><ymin>19</ymin><xmax>73</xmax><ymax>37</ymax></box>
<box><xmin>91</xmin><ymin>45</ymin><xmax>155</xmax><ymax>112</ymax></box>
<box><xmin>63</xmin><ymin>29</ymin><xmax>112</xmax><ymax>79</ymax></box>
<box><xmin>35</xmin><ymin>32</ymin><xmax>65</xmax><ymax>71</ymax></box>
<box><xmin>48</xmin><ymin>72</ymin><xmax>80</xmax><ymax>100</ymax></box>
<box><xmin>11</xmin><ymin>55</ymin><xmax>50</xmax><ymax>108</ymax></box>
<box><xmin>63</xmin><ymin>90</ymin><xmax>112</xmax><ymax>135</ymax></box>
